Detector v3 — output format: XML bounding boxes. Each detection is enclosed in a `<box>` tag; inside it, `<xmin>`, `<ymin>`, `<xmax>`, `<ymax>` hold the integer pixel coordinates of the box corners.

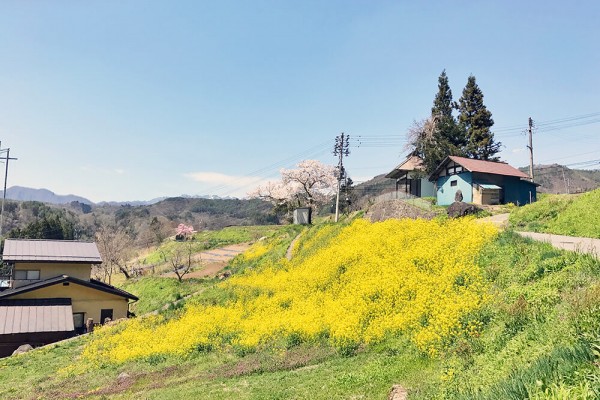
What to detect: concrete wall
<box><xmin>436</xmin><ymin>172</ymin><xmax>473</xmax><ymax>205</ymax></box>
<box><xmin>10</xmin><ymin>283</ymin><xmax>130</xmax><ymax>324</ymax></box>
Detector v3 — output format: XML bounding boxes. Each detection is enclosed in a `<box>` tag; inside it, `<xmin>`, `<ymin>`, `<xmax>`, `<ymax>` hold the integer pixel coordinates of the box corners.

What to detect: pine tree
<box><xmin>457</xmin><ymin>75</ymin><xmax>501</xmax><ymax>160</ymax></box>
<box><xmin>409</xmin><ymin>70</ymin><xmax>466</xmax><ymax>174</ymax></box>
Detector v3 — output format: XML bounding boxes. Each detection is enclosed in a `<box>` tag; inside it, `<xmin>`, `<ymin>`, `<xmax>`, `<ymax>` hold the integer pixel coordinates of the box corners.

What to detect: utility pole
<box><xmin>333</xmin><ymin>132</ymin><xmax>350</xmax><ymax>222</ymax></box>
<box><xmin>527</xmin><ymin>117</ymin><xmax>534</xmax><ymax>182</ymax></box>
<box><xmin>562</xmin><ymin>166</ymin><xmax>570</xmax><ymax>194</ymax></box>
<box><xmin>0</xmin><ymin>145</ymin><xmax>17</xmax><ymax>238</ymax></box>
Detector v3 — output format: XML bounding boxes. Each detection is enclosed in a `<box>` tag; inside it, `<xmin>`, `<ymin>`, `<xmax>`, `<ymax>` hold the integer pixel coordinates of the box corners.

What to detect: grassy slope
<box><xmin>509</xmin><ymin>188</ymin><xmax>600</xmax><ymax>238</ymax></box>
<box><xmin>140</xmin><ymin>225</ymin><xmax>287</xmax><ymax>266</ymax></box>
<box><xmin>1</xmin><ymin>220</ymin><xmax>600</xmax><ymax>399</ymax></box>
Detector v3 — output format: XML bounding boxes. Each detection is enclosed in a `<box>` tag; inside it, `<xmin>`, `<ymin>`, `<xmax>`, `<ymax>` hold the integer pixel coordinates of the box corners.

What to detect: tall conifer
<box><xmin>457</xmin><ymin>75</ymin><xmax>501</xmax><ymax>160</ymax></box>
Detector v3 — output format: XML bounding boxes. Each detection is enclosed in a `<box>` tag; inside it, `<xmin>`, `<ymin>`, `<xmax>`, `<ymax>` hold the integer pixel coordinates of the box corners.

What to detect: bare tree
<box><xmin>162</xmin><ymin>241</ymin><xmax>199</xmax><ymax>282</ymax></box>
<box><xmin>95</xmin><ymin>224</ymin><xmax>134</xmax><ymax>282</ymax></box>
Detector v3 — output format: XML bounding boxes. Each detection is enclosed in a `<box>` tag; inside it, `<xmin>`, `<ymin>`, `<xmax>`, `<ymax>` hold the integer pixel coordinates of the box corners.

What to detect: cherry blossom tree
<box><xmin>175</xmin><ymin>223</ymin><xmax>196</xmax><ymax>241</ymax></box>
<box><xmin>249</xmin><ymin>160</ymin><xmax>337</xmax><ymax>216</ymax></box>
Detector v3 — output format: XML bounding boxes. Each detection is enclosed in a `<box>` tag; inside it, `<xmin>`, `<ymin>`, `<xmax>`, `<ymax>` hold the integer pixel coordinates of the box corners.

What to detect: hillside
<box><xmin>509</xmin><ymin>188</ymin><xmax>600</xmax><ymax>238</ymax></box>
<box><xmin>2</xmin><ymin>216</ymin><xmax>599</xmax><ymax>399</ymax></box>
<box><xmin>521</xmin><ymin>164</ymin><xmax>600</xmax><ymax>194</ymax></box>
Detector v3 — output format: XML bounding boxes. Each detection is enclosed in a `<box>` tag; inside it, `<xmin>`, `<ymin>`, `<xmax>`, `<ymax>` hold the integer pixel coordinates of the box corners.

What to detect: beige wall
<box><xmin>13</xmin><ymin>262</ymin><xmax>92</xmax><ymax>287</ymax></box>
<box><xmin>10</xmin><ymin>282</ymin><xmax>131</xmax><ymax>323</ymax></box>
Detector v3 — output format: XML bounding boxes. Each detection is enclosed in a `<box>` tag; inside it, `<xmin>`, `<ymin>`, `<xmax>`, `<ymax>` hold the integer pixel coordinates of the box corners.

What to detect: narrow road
<box><xmin>516</xmin><ymin>232</ymin><xmax>600</xmax><ymax>258</ymax></box>
<box><xmin>478</xmin><ymin>213</ymin><xmax>599</xmax><ymax>258</ymax></box>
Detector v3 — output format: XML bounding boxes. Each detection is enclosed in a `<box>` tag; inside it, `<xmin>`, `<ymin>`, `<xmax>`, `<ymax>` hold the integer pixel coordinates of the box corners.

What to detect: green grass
<box><xmin>119</xmin><ymin>276</ymin><xmax>210</xmax><ymax>315</ymax></box>
<box><xmin>2</xmin><ymin>223</ymin><xmax>600</xmax><ymax>399</ymax></box>
<box><xmin>141</xmin><ymin>225</ymin><xmax>292</xmax><ymax>266</ymax></box>
<box><xmin>435</xmin><ymin>231</ymin><xmax>600</xmax><ymax>399</ymax></box>
<box><xmin>509</xmin><ymin>188</ymin><xmax>600</xmax><ymax>238</ymax></box>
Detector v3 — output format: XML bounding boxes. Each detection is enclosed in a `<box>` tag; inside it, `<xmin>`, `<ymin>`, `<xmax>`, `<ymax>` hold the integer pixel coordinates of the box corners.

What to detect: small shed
<box><xmin>293</xmin><ymin>207</ymin><xmax>312</xmax><ymax>224</ymax></box>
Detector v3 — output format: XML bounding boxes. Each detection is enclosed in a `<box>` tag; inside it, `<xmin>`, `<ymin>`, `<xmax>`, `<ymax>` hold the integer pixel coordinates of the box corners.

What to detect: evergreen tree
<box><xmin>457</xmin><ymin>75</ymin><xmax>501</xmax><ymax>160</ymax></box>
<box><xmin>410</xmin><ymin>70</ymin><xmax>466</xmax><ymax>174</ymax></box>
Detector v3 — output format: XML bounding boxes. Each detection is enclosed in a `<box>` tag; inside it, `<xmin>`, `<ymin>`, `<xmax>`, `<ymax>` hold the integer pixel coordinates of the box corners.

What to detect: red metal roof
<box><xmin>2</xmin><ymin>239</ymin><xmax>102</xmax><ymax>264</ymax></box>
<box><xmin>433</xmin><ymin>156</ymin><xmax>530</xmax><ymax>179</ymax></box>
<box><xmin>0</xmin><ymin>299</ymin><xmax>74</xmax><ymax>335</ymax></box>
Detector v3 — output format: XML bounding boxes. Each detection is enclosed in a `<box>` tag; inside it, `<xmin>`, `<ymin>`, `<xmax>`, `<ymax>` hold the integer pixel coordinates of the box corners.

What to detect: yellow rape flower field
<box><xmin>82</xmin><ymin>218</ymin><xmax>497</xmax><ymax>364</ymax></box>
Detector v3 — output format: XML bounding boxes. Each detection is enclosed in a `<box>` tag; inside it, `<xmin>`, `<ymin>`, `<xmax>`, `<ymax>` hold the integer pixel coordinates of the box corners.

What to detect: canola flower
<box><xmin>83</xmin><ymin>218</ymin><xmax>497</xmax><ymax>363</ymax></box>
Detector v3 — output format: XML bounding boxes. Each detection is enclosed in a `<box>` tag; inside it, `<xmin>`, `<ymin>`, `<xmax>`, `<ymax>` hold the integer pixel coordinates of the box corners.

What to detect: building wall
<box><xmin>0</xmin><ymin>331</ymin><xmax>74</xmax><ymax>358</ymax></box>
<box><xmin>9</xmin><ymin>283</ymin><xmax>130</xmax><ymax>324</ymax></box>
<box><xmin>419</xmin><ymin>178</ymin><xmax>436</xmax><ymax>197</ymax></box>
<box><xmin>471</xmin><ymin>173</ymin><xmax>537</xmax><ymax>205</ymax></box>
<box><xmin>436</xmin><ymin>172</ymin><xmax>473</xmax><ymax>205</ymax></box>
<box><xmin>13</xmin><ymin>262</ymin><xmax>92</xmax><ymax>288</ymax></box>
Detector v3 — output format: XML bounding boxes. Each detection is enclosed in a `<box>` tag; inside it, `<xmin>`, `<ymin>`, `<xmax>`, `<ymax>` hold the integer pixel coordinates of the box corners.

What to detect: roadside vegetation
<box><xmin>509</xmin><ymin>188</ymin><xmax>600</xmax><ymax>238</ymax></box>
<box><xmin>1</xmin><ymin>215</ymin><xmax>600</xmax><ymax>399</ymax></box>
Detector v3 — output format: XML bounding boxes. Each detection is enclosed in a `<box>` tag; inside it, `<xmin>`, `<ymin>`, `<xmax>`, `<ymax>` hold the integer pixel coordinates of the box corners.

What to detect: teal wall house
<box><xmin>430</xmin><ymin>156</ymin><xmax>538</xmax><ymax>206</ymax></box>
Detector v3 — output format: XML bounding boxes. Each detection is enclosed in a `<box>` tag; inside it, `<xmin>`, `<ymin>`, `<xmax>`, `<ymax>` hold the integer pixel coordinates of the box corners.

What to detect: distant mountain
<box><xmin>520</xmin><ymin>165</ymin><xmax>600</xmax><ymax>194</ymax></box>
<box><xmin>97</xmin><ymin>194</ymin><xmax>236</xmax><ymax>207</ymax></box>
<box><xmin>2</xmin><ymin>186</ymin><xmax>94</xmax><ymax>205</ymax></box>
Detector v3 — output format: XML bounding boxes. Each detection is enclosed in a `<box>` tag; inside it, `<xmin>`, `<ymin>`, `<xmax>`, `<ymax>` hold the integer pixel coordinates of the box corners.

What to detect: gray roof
<box><xmin>0</xmin><ymin>275</ymin><xmax>139</xmax><ymax>301</ymax></box>
<box><xmin>2</xmin><ymin>239</ymin><xmax>102</xmax><ymax>264</ymax></box>
<box><xmin>0</xmin><ymin>298</ymin><xmax>74</xmax><ymax>334</ymax></box>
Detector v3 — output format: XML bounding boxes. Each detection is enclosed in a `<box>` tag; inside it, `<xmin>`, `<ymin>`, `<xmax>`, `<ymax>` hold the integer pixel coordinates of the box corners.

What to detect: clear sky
<box><xmin>1</xmin><ymin>1</ymin><xmax>599</xmax><ymax>202</ymax></box>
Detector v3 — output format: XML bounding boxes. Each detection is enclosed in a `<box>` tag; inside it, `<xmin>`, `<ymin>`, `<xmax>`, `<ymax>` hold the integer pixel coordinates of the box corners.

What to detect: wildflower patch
<box><xmin>83</xmin><ymin>218</ymin><xmax>497</xmax><ymax>363</ymax></box>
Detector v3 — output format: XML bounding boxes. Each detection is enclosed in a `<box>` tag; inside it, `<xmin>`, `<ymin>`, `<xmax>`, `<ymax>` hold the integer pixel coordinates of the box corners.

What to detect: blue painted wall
<box><xmin>436</xmin><ymin>172</ymin><xmax>473</xmax><ymax>205</ymax></box>
<box><xmin>436</xmin><ymin>171</ymin><xmax>537</xmax><ymax>206</ymax></box>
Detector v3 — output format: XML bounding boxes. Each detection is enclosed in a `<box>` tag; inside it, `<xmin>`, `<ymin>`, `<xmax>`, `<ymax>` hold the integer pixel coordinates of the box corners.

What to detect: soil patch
<box><xmin>162</xmin><ymin>243</ymin><xmax>250</xmax><ymax>279</ymax></box>
<box><xmin>365</xmin><ymin>200</ymin><xmax>436</xmax><ymax>222</ymax></box>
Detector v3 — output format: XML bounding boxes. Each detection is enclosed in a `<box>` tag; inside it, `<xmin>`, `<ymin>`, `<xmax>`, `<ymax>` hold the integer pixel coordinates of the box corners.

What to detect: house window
<box><xmin>73</xmin><ymin>313</ymin><xmax>85</xmax><ymax>329</ymax></box>
<box><xmin>446</xmin><ymin>165</ymin><xmax>464</xmax><ymax>176</ymax></box>
<box><xmin>450</xmin><ymin>180</ymin><xmax>458</xmax><ymax>187</ymax></box>
<box><xmin>14</xmin><ymin>270</ymin><xmax>40</xmax><ymax>280</ymax></box>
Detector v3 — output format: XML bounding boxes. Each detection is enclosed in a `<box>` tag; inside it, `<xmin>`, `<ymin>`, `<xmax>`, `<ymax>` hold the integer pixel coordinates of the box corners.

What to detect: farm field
<box><xmin>1</xmin><ymin>215</ymin><xmax>600</xmax><ymax>399</ymax></box>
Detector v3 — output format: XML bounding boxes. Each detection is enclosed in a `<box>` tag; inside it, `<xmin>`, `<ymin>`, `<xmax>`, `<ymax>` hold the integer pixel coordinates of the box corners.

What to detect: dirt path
<box><xmin>516</xmin><ymin>232</ymin><xmax>600</xmax><ymax>258</ymax></box>
<box><xmin>162</xmin><ymin>243</ymin><xmax>251</xmax><ymax>279</ymax></box>
<box><xmin>286</xmin><ymin>232</ymin><xmax>303</xmax><ymax>260</ymax></box>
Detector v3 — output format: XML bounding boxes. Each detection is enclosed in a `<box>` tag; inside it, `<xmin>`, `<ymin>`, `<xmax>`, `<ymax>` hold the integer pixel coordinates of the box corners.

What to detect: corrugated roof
<box><xmin>0</xmin><ymin>275</ymin><xmax>139</xmax><ymax>301</ymax></box>
<box><xmin>0</xmin><ymin>298</ymin><xmax>74</xmax><ymax>335</ymax></box>
<box><xmin>447</xmin><ymin>156</ymin><xmax>530</xmax><ymax>178</ymax></box>
<box><xmin>478</xmin><ymin>183</ymin><xmax>502</xmax><ymax>190</ymax></box>
<box><xmin>430</xmin><ymin>156</ymin><xmax>531</xmax><ymax>180</ymax></box>
<box><xmin>2</xmin><ymin>239</ymin><xmax>102</xmax><ymax>264</ymax></box>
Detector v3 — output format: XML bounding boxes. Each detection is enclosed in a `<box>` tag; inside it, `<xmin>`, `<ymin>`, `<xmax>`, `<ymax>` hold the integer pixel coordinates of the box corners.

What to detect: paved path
<box><xmin>516</xmin><ymin>232</ymin><xmax>600</xmax><ymax>258</ymax></box>
<box><xmin>478</xmin><ymin>213</ymin><xmax>599</xmax><ymax>258</ymax></box>
<box><xmin>478</xmin><ymin>213</ymin><xmax>510</xmax><ymax>228</ymax></box>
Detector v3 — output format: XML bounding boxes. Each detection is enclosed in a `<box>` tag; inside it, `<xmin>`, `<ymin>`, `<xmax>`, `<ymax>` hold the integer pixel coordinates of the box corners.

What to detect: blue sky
<box><xmin>1</xmin><ymin>1</ymin><xmax>599</xmax><ymax>202</ymax></box>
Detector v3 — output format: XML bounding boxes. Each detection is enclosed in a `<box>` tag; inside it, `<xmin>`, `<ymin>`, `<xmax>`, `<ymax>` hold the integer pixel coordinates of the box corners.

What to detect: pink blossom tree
<box><xmin>249</xmin><ymin>160</ymin><xmax>337</xmax><ymax>217</ymax></box>
<box><xmin>175</xmin><ymin>223</ymin><xmax>196</xmax><ymax>241</ymax></box>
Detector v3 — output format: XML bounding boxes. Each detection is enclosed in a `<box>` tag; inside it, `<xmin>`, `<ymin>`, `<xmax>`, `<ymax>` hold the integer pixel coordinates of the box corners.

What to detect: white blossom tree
<box><xmin>249</xmin><ymin>160</ymin><xmax>337</xmax><ymax>217</ymax></box>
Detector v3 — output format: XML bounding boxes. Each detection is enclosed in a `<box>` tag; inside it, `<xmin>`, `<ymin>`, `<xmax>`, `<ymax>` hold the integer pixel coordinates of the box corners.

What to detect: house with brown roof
<box><xmin>385</xmin><ymin>155</ymin><xmax>435</xmax><ymax>198</ymax></box>
<box><xmin>0</xmin><ymin>239</ymin><xmax>138</xmax><ymax>357</ymax></box>
<box><xmin>429</xmin><ymin>156</ymin><xmax>538</xmax><ymax>206</ymax></box>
